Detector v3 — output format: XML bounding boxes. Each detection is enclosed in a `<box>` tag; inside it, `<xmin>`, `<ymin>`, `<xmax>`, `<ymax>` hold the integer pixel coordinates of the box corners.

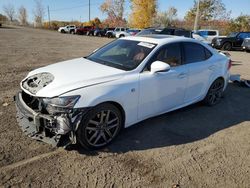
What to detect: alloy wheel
<box><xmin>207</xmin><ymin>80</ymin><xmax>224</xmax><ymax>105</ymax></box>
<box><xmin>85</xmin><ymin>110</ymin><xmax>120</xmax><ymax>147</ymax></box>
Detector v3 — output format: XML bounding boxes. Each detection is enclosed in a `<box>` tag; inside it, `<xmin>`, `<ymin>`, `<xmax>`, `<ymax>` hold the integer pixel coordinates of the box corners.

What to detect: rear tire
<box><xmin>203</xmin><ymin>78</ymin><xmax>225</xmax><ymax>106</ymax></box>
<box><xmin>76</xmin><ymin>103</ymin><xmax>123</xmax><ymax>150</ymax></box>
<box><xmin>222</xmin><ymin>42</ymin><xmax>232</xmax><ymax>51</ymax></box>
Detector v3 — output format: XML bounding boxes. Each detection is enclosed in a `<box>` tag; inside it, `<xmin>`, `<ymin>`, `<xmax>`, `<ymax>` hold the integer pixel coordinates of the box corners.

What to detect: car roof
<box><xmin>123</xmin><ymin>34</ymin><xmax>197</xmax><ymax>45</ymax></box>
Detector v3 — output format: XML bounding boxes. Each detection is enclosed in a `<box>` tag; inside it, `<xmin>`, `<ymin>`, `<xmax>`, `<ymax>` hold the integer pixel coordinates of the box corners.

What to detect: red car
<box><xmin>75</xmin><ymin>26</ymin><xmax>95</xmax><ymax>35</ymax></box>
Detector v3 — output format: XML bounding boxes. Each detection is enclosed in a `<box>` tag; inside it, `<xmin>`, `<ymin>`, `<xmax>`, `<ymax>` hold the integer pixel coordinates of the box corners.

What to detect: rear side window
<box><xmin>238</xmin><ymin>32</ymin><xmax>250</xmax><ymax>39</ymax></box>
<box><xmin>207</xmin><ymin>31</ymin><xmax>217</xmax><ymax>36</ymax></box>
<box><xmin>183</xmin><ymin>42</ymin><xmax>211</xmax><ymax>64</ymax></box>
<box><xmin>198</xmin><ymin>31</ymin><xmax>207</xmax><ymax>36</ymax></box>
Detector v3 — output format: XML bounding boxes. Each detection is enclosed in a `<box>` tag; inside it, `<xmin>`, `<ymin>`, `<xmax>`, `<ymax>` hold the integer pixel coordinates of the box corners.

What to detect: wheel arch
<box><xmin>210</xmin><ymin>76</ymin><xmax>225</xmax><ymax>89</ymax></box>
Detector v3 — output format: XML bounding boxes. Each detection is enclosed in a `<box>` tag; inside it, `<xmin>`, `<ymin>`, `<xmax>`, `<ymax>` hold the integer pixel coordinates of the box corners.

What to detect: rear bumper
<box><xmin>14</xmin><ymin>92</ymin><xmax>66</xmax><ymax>147</ymax></box>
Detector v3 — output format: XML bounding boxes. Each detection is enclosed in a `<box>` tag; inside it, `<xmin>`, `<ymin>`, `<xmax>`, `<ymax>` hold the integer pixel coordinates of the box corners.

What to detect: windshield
<box><xmin>228</xmin><ymin>32</ymin><xmax>238</xmax><ymax>37</ymax></box>
<box><xmin>86</xmin><ymin>39</ymin><xmax>157</xmax><ymax>71</ymax></box>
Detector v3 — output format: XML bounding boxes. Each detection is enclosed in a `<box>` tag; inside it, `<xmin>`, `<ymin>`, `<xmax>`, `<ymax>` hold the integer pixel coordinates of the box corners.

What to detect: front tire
<box><xmin>77</xmin><ymin>103</ymin><xmax>123</xmax><ymax>150</ymax></box>
<box><xmin>203</xmin><ymin>78</ymin><xmax>225</xmax><ymax>106</ymax></box>
<box><xmin>222</xmin><ymin>42</ymin><xmax>232</xmax><ymax>51</ymax></box>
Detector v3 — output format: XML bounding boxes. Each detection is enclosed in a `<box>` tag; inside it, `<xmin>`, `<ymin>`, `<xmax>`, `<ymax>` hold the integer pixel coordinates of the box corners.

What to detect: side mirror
<box><xmin>150</xmin><ymin>61</ymin><xmax>170</xmax><ymax>74</ymax></box>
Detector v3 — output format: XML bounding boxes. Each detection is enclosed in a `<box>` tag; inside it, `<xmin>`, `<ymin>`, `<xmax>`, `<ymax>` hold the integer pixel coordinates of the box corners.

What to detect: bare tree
<box><xmin>3</xmin><ymin>4</ymin><xmax>15</xmax><ymax>22</ymax></box>
<box><xmin>33</xmin><ymin>0</ymin><xmax>44</xmax><ymax>27</ymax></box>
<box><xmin>153</xmin><ymin>7</ymin><xmax>177</xmax><ymax>27</ymax></box>
<box><xmin>166</xmin><ymin>7</ymin><xmax>177</xmax><ymax>24</ymax></box>
<box><xmin>18</xmin><ymin>6</ymin><xmax>28</xmax><ymax>25</ymax></box>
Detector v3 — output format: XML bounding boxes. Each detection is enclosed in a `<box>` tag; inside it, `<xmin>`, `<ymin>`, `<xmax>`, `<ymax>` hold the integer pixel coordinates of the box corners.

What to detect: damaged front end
<box><xmin>14</xmin><ymin>73</ymin><xmax>87</xmax><ymax>147</ymax></box>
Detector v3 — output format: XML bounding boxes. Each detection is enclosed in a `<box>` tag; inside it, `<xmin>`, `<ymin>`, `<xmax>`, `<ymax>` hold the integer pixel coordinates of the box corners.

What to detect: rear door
<box><xmin>182</xmin><ymin>42</ymin><xmax>214</xmax><ymax>103</ymax></box>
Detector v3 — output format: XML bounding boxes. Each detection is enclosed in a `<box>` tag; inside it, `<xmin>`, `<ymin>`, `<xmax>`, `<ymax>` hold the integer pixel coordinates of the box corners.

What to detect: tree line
<box><xmin>1</xmin><ymin>0</ymin><xmax>250</xmax><ymax>34</ymax></box>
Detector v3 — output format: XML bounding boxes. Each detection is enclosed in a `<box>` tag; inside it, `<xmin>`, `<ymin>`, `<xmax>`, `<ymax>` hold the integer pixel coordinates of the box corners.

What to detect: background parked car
<box><xmin>193</xmin><ymin>29</ymin><xmax>219</xmax><ymax>44</ymax></box>
<box><xmin>58</xmin><ymin>25</ymin><xmax>76</xmax><ymax>34</ymax></box>
<box><xmin>136</xmin><ymin>27</ymin><xmax>193</xmax><ymax>38</ymax></box>
<box><xmin>105</xmin><ymin>28</ymin><xmax>115</xmax><ymax>38</ymax></box>
<box><xmin>94</xmin><ymin>28</ymin><xmax>109</xmax><ymax>37</ymax></box>
<box><xmin>136</xmin><ymin>28</ymin><xmax>163</xmax><ymax>36</ymax></box>
<box><xmin>127</xmin><ymin>29</ymin><xmax>141</xmax><ymax>36</ymax></box>
<box><xmin>86</xmin><ymin>28</ymin><xmax>97</xmax><ymax>36</ymax></box>
<box><xmin>211</xmin><ymin>32</ymin><xmax>250</xmax><ymax>50</ymax></box>
<box><xmin>113</xmin><ymin>27</ymin><xmax>129</xmax><ymax>38</ymax></box>
<box><xmin>75</xmin><ymin>26</ymin><xmax>94</xmax><ymax>35</ymax></box>
<box><xmin>115</xmin><ymin>29</ymin><xmax>141</xmax><ymax>38</ymax></box>
<box><xmin>242</xmin><ymin>38</ymin><xmax>250</xmax><ymax>52</ymax></box>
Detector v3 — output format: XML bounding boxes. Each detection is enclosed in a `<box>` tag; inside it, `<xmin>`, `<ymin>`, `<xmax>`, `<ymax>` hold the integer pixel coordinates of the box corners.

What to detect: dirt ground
<box><xmin>0</xmin><ymin>26</ymin><xmax>249</xmax><ymax>188</ymax></box>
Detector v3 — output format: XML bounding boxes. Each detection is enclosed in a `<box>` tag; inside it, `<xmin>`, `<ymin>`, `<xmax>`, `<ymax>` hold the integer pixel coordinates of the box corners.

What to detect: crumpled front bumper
<box><xmin>14</xmin><ymin>92</ymin><xmax>65</xmax><ymax>147</ymax></box>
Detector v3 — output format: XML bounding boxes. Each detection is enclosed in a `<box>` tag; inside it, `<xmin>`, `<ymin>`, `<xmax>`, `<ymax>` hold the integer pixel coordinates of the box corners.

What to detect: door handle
<box><xmin>178</xmin><ymin>73</ymin><xmax>187</xmax><ymax>79</ymax></box>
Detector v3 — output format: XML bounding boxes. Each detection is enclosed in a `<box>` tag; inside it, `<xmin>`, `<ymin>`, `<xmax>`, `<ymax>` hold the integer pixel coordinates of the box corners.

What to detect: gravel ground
<box><xmin>0</xmin><ymin>26</ymin><xmax>250</xmax><ymax>188</ymax></box>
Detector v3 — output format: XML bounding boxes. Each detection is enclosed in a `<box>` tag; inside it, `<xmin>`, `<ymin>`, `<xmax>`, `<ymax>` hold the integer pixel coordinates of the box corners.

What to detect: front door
<box><xmin>138</xmin><ymin>43</ymin><xmax>188</xmax><ymax>120</ymax></box>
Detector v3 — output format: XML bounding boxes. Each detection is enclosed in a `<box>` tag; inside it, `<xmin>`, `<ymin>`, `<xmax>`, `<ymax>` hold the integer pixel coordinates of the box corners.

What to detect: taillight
<box><xmin>228</xmin><ymin>59</ymin><xmax>232</xmax><ymax>70</ymax></box>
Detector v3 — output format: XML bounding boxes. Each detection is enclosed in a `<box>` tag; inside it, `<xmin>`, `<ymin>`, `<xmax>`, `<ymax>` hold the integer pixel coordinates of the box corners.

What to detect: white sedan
<box><xmin>15</xmin><ymin>35</ymin><xmax>231</xmax><ymax>149</ymax></box>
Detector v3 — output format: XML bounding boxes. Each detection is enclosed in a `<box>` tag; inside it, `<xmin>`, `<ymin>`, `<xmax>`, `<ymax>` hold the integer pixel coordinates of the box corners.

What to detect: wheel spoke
<box><xmin>108</xmin><ymin>117</ymin><xmax>118</xmax><ymax>125</ymax></box>
<box><xmin>105</xmin><ymin>128</ymin><xmax>113</xmax><ymax>138</ymax></box>
<box><xmin>86</xmin><ymin>127</ymin><xmax>97</xmax><ymax>131</ymax></box>
<box><xmin>89</xmin><ymin>120</ymin><xmax>99</xmax><ymax>126</ymax></box>
<box><xmin>107</xmin><ymin>123</ymin><xmax>119</xmax><ymax>130</ymax></box>
<box><xmin>102</xmin><ymin>132</ymin><xmax>108</xmax><ymax>142</ymax></box>
<box><xmin>100</xmin><ymin>111</ymin><xmax>105</xmax><ymax>123</ymax></box>
<box><xmin>93</xmin><ymin>132</ymin><xmax>102</xmax><ymax>145</ymax></box>
<box><xmin>105</xmin><ymin>110</ymin><xmax>110</xmax><ymax>123</ymax></box>
<box><xmin>89</xmin><ymin>130</ymin><xmax>98</xmax><ymax>142</ymax></box>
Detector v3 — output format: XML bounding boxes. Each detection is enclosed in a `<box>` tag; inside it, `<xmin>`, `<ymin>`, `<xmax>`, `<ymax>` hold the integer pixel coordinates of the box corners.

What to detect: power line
<box><xmin>49</xmin><ymin>2</ymin><xmax>101</xmax><ymax>12</ymax></box>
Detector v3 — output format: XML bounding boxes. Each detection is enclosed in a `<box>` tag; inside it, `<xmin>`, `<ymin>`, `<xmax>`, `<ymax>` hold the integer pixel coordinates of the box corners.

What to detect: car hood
<box><xmin>21</xmin><ymin>58</ymin><xmax>125</xmax><ymax>98</ymax></box>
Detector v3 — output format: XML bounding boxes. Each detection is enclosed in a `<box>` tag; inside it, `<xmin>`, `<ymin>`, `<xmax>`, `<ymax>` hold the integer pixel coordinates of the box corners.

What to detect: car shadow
<box><xmin>72</xmin><ymin>83</ymin><xmax>250</xmax><ymax>154</ymax></box>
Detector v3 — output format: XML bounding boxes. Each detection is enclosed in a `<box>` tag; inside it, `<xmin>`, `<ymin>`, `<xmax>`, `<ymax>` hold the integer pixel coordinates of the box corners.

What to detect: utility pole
<box><xmin>89</xmin><ymin>0</ymin><xmax>90</xmax><ymax>22</ymax></box>
<box><xmin>194</xmin><ymin>0</ymin><xmax>200</xmax><ymax>31</ymax></box>
<box><xmin>47</xmin><ymin>6</ymin><xmax>51</xmax><ymax>28</ymax></box>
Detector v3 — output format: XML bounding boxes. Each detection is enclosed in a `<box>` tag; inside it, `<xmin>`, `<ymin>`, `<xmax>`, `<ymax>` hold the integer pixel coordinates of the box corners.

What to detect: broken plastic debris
<box><xmin>230</xmin><ymin>74</ymin><xmax>250</xmax><ymax>88</ymax></box>
<box><xmin>172</xmin><ymin>184</ymin><xmax>180</xmax><ymax>188</ymax></box>
<box><xmin>230</xmin><ymin>74</ymin><xmax>241</xmax><ymax>82</ymax></box>
<box><xmin>2</xmin><ymin>102</ymin><xmax>9</xmax><ymax>107</ymax></box>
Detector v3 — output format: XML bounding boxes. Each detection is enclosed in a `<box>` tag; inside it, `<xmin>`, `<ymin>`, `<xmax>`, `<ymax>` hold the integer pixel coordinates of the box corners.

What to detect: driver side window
<box><xmin>145</xmin><ymin>43</ymin><xmax>182</xmax><ymax>71</ymax></box>
<box><xmin>155</xmin><ymin>43</ymin><xmax>182</xmax><ymax>66</ymax></box>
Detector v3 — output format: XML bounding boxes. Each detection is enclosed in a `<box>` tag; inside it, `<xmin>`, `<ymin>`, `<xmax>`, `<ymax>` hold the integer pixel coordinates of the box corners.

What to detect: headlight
<box><xmin>42</xmin><ymin>95</ymin><xmax>80</xmax><ymax>114</ymax></box>
<box><xmin>217</xmin><ymin>39</ymin><xmax>222</xmax><ymax>42</ymax></box>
